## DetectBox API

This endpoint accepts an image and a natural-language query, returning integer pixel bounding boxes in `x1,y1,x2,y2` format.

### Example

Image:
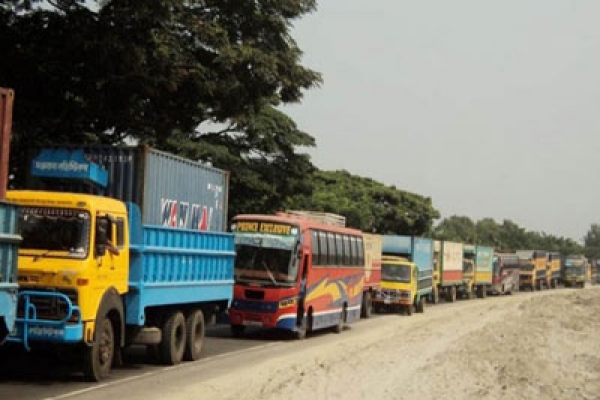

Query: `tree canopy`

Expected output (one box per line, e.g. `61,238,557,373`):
434,215,583,255
1,0,329,218
583,224,600,261
284,170,440,235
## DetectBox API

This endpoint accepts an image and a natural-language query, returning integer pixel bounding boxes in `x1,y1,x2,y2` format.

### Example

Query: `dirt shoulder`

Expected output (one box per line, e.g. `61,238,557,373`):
197,287,600,400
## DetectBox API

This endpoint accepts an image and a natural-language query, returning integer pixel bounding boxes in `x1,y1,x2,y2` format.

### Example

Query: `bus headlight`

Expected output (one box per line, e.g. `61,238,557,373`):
279,297,297,308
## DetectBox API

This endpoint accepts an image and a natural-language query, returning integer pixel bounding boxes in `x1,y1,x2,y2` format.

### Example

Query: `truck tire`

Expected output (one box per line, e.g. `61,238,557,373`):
431,287,439,304
159,311,186,365
406,303,413,316
294,310,312,340
183,309,205,362
448,286,456,303
360,292,373,319
478,285,487,299
416,297,426,313
231,324,245,338
83,315,115,382
334,307,346,333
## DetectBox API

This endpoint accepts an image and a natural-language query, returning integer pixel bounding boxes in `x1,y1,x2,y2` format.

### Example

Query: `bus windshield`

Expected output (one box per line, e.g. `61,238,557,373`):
381,263,411,283
19,207,91,259
234,232,299,286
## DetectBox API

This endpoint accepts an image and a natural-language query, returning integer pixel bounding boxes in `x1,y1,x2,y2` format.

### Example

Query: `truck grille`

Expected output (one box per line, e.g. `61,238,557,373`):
17,288,79,322
245,289,265,300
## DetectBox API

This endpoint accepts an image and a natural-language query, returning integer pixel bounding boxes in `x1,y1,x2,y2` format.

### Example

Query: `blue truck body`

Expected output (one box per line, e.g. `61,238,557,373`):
125,203,235,326
0,201,20,343
382,235,434,290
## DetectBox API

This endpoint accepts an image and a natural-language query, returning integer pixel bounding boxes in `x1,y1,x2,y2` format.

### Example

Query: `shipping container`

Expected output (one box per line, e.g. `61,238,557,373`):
27,145,229,232
475,246,494,285
383,235,433,272
440,241,463,285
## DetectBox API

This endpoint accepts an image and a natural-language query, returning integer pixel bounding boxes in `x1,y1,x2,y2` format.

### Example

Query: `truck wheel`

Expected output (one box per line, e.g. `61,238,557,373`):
360,292,373,319
83,315,114,382
334,307,346,333
481,285,487,299
407,303,413,316
159,311,186,365
231,324,245,338
183,309,205,361
416,298,426,313
448,286,456,303
295,310,312,339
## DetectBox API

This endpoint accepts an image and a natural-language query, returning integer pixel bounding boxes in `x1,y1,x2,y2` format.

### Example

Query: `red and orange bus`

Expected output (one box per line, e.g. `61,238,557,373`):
228,212,365,338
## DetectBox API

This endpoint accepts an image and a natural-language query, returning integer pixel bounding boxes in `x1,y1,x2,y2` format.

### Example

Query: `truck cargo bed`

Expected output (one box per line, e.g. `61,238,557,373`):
125,204,235,325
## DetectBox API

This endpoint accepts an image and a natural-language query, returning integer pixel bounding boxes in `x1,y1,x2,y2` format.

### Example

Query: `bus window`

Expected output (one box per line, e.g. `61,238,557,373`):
327,232,336,266
335,234,343,265
319,231,328,265
310,230,320,265
342,235,351,265
356,236,364,266
349,236,357,265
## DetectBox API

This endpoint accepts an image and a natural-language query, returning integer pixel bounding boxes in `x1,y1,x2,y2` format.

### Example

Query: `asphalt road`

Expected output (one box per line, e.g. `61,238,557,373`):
0,322,292,400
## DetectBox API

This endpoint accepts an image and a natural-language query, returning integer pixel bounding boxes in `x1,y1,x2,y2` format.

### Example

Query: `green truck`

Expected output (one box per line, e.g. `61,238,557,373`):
563,255,587,288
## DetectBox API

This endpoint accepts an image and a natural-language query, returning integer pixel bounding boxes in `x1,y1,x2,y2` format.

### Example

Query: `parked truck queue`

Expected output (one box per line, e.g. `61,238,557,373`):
0,88,595,383
1,147,595,383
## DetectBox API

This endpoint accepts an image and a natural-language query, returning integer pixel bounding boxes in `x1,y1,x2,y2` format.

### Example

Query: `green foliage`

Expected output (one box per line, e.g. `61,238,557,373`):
1,0,321,188
583,224,600,261
284,170,440,235
434,216,583,255
166,105,316,218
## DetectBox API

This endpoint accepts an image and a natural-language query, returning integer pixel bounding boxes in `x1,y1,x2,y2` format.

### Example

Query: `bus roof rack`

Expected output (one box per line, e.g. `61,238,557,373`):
284,210,346,227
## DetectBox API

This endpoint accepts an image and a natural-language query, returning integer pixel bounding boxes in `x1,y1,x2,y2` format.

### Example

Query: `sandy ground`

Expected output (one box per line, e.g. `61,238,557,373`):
192,286,600,400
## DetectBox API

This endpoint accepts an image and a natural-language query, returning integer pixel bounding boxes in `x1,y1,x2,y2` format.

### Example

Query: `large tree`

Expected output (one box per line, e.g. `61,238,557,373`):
583,224,600,260
433,215,583,254
1,0,322,205
284,170,440,235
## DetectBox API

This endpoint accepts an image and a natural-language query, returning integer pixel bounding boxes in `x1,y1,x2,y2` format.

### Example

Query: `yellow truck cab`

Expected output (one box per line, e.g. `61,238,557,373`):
374,256,425,315
546,252,561,289
517,250,547,291
7,191,129,345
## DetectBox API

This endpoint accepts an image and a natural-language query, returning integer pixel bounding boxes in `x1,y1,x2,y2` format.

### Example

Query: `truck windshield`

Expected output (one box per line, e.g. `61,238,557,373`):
19,207,91,259
564,266,584,275
234,233,298,286
492,259,499,276
381,263,411,283
565,260,584,267
519,262,534,271
463,260,474,273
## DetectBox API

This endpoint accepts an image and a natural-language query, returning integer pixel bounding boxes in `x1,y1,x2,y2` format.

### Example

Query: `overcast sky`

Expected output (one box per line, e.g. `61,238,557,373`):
283,0,600,242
